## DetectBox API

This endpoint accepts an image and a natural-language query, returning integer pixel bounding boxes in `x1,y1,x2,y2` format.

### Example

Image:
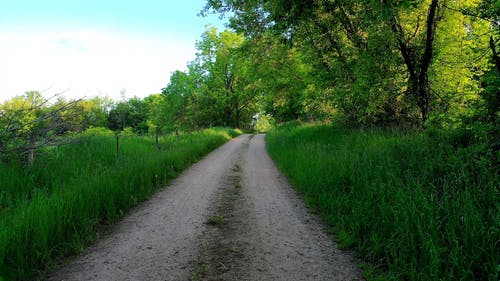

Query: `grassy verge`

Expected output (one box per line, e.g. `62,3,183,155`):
0,127,241,280
266,122,498,281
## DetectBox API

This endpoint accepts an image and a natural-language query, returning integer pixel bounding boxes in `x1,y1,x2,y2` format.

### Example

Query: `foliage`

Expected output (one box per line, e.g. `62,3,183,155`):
81,126,115,137
161,71,198,131
204,0,499,128
254,113,275,132
267,123,499,280
73,96,112,130
107,97,149,134
162,27,261,129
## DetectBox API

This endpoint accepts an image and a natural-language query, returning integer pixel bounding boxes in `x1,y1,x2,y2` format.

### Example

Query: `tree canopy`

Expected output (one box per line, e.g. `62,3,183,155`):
200,0,498,129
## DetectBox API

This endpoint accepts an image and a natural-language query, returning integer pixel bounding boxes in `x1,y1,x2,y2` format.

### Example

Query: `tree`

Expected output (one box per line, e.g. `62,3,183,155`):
204,0,415,124
239,34,314,122
196,27,255,128
73,96,112,130
0,92,81,165
160,71,193,132
142,93,168,145
107,97,148,134
164,27,260,129
382,0,441,123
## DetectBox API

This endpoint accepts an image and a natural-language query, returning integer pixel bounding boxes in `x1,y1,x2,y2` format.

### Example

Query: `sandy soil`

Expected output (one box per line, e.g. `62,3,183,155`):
48,134,362,281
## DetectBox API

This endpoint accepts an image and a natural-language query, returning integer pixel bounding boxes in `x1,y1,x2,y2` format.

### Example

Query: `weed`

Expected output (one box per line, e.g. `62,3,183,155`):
232,164,242,189
192,261,208,281
207,214,226,226
232,164,241,173
233,177,241,189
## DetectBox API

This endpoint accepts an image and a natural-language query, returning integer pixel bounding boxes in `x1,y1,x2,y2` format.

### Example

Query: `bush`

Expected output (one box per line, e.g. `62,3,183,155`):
255,114,275,132
120,127,136,136
81,127,115,137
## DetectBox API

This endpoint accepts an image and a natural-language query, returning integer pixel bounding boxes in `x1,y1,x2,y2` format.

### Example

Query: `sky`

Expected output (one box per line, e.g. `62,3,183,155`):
0,0,227,102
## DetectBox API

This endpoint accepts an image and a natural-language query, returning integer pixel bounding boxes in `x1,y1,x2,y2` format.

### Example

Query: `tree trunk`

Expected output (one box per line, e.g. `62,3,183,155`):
389,0,439,124
116,134,120,162
235,108,241,129
490,36,500,74
27,133,35,166
417,0,439,123
417,76,431,123
0,137,6,164
155,127,159,148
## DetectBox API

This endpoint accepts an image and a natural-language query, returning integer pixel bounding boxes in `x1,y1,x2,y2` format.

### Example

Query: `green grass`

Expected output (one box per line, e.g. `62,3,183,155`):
266,122,499,281
0,127,240,280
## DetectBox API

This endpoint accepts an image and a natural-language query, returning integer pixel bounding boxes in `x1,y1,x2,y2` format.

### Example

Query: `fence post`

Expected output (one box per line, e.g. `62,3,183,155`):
116,133,120,163
155,127,160,149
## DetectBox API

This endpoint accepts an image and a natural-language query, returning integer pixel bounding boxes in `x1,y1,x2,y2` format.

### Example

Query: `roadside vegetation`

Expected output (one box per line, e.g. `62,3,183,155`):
1,0,498,280
0,127,240,280
267,122,498,280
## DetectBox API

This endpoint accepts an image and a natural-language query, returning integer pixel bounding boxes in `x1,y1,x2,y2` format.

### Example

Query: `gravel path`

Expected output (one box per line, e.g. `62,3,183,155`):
48,134,362,281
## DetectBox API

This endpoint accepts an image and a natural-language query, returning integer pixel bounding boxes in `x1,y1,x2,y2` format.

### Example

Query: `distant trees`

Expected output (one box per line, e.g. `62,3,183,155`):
160,71,193,131
74,96,112,130
107,97,149,134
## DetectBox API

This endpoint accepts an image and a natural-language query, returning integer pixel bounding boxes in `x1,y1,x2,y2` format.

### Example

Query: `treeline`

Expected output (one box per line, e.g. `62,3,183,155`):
0,25,305,164
2,0,498,164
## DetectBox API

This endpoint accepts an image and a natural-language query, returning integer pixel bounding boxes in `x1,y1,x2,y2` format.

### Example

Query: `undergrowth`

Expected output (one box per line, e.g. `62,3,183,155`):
0,127,240,280
266,122,498,281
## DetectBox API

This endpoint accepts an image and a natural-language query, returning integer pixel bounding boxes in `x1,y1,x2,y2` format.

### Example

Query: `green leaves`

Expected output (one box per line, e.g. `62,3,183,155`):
162,27,261,129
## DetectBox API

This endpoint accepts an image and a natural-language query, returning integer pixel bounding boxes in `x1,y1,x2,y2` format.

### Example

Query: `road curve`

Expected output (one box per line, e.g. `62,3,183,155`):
48,134,362,281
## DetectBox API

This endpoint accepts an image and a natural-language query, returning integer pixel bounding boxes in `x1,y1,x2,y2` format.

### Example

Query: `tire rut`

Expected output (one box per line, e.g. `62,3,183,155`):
192,135,255,281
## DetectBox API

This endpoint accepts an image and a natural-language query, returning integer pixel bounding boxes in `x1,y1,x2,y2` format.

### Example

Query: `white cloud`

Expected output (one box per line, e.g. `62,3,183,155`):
0,29,196,102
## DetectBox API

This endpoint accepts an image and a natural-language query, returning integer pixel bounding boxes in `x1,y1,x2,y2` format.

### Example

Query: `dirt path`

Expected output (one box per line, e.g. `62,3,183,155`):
49,134,362,281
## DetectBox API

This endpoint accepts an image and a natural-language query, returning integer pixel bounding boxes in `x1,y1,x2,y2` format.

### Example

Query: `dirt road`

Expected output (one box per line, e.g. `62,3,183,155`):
49,134,362,281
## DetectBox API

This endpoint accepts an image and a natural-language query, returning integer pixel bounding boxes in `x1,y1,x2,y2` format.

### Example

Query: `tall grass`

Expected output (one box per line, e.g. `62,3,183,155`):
266,122,499,281
0,127,240,280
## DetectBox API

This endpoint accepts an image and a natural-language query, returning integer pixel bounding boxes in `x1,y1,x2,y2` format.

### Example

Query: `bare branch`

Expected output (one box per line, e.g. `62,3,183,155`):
406,15,421,44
